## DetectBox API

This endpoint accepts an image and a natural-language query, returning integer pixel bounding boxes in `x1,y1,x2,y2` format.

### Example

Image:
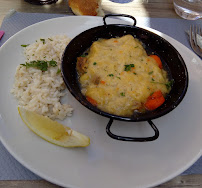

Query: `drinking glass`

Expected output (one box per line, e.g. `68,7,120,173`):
173,0,202,20
25,0,58,5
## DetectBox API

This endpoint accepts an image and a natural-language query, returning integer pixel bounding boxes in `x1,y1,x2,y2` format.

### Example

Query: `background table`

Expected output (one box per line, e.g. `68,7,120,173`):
0,0,202,187
0,0,180,26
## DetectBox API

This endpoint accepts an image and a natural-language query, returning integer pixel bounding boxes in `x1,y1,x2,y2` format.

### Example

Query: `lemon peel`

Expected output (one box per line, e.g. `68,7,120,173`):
18,107,90,147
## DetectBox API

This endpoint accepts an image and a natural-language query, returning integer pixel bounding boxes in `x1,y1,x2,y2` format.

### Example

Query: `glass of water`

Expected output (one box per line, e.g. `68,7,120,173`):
173,0,202,20
24,0,58,5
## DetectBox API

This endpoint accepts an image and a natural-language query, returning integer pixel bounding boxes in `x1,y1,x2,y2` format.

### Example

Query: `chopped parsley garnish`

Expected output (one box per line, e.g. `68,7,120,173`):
80,53,88,57
124,64,134,71
21,60,57,71
151,79,174,90
134,46,138,48
134,73,137,75
21,44,29,47
93,62,97,65
120,92,125,96
40,38,45,44
57,68,61,74
117,76,121,79
49,60,57,67
165,80,174,89
48,38,53,41
151,78,155,81
148,71,153,75
108,74,114,77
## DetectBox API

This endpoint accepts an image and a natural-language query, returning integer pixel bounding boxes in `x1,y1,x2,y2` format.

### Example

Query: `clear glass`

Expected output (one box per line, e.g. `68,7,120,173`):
173,0,202,20
24,0,58,5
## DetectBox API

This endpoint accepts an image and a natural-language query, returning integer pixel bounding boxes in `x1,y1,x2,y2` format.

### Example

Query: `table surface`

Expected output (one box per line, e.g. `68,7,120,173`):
0,0,201,188
0,0,180,26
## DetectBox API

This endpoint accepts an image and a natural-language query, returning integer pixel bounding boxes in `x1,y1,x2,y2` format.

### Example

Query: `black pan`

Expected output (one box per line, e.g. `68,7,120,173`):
61,14,189,142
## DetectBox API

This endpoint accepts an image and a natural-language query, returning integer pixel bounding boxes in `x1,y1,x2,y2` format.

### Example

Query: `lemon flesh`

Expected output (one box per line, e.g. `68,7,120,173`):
18,107,90,147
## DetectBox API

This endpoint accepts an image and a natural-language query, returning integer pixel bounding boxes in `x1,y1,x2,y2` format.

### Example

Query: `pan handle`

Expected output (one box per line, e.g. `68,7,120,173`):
106,119,159,142
103,14,136,26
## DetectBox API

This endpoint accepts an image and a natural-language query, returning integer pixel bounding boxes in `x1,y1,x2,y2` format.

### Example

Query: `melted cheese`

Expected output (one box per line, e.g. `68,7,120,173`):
78,35,170,116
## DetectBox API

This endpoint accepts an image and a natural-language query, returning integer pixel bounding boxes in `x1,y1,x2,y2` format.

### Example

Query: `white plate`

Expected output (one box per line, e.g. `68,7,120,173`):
0,16,201,188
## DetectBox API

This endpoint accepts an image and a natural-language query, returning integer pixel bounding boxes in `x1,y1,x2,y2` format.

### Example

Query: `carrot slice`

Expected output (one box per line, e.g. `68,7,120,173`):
144,90,165,110
86,96,97,106
150,55,163,69
100,80,106,84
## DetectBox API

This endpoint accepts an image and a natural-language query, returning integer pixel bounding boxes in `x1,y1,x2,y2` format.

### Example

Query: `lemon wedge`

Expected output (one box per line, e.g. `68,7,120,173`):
18,107,90,147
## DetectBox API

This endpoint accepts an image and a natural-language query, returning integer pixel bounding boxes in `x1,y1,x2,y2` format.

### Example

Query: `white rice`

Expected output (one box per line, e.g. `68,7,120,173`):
11,35,73,120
